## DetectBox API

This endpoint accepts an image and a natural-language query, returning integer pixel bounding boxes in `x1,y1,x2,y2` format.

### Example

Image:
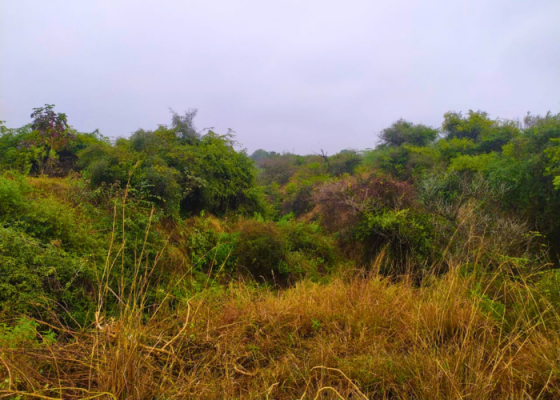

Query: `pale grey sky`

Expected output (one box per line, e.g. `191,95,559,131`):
1,0,559,154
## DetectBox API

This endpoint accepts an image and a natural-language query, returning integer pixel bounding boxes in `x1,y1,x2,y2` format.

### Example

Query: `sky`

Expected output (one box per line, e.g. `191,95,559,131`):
1,0,559,154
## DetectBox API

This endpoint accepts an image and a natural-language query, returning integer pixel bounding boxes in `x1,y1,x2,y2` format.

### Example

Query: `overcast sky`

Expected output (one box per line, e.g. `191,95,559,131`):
1,0,559,154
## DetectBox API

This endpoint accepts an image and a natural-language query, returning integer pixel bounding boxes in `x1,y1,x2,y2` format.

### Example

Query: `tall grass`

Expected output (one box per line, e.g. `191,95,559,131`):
2,268,560,398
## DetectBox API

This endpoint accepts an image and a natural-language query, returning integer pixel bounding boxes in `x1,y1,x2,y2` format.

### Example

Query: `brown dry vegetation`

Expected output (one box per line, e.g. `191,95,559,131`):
2,259,560,400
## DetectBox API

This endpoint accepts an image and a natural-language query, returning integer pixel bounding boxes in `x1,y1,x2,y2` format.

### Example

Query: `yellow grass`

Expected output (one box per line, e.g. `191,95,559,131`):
1,264,559,399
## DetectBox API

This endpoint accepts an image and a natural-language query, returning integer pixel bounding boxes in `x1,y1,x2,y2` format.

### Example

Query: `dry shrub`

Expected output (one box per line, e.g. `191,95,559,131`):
232,219,286,282
313,175,415,234
313,175,436,271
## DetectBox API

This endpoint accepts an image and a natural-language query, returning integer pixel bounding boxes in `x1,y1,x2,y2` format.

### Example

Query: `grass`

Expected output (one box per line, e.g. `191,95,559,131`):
1,261,560,399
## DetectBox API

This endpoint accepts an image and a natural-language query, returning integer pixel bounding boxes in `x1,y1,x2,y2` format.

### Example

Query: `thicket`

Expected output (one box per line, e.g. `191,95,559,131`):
1,106,560,398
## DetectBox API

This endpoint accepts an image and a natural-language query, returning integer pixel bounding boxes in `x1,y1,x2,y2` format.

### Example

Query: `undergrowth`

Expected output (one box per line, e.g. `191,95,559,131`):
1,194,560,399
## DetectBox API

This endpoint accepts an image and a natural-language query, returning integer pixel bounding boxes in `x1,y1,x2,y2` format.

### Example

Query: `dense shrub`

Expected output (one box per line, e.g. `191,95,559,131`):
328,149,362,176
356,208,438,273
257,154,298,185
0,226,96,325
277,218,336,264
178,215,235,274
418,171,548,268
0,174,105,324
314,175,415,233
313,175,438,272
231,219,286,282
276,217,337,281
79,127,265,217
0,173,99,252
282,183,314,216
0,172,30,215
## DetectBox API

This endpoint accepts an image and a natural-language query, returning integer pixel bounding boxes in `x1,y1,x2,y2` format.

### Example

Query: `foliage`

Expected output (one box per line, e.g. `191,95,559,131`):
361,144,439,180
545,138,560,189
378,119,438,147
0,173,100,251
78,114,264,217
257,152,298,185
170,107,200,144
23,104,75,174
328,149,362,176
356,208,437,271
3,105,560,398
442,110,495,141
448,152,498,173
0,226,96,324
231,219,286,282
312,175,435,271
277,217,337,278
0,316,56,349
436,137,476,161
442,110,520,152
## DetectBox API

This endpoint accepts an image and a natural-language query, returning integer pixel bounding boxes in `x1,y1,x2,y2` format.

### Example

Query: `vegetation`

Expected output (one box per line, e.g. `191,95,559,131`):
1,105,560,399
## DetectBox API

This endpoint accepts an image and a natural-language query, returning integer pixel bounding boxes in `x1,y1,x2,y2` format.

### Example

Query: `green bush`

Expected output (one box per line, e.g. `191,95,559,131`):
0,174,99,252
277,218,336,266
181,216,236,273
277,218,337,281
356,208,437,273
0,316,56,349
232,219,286,282
0,226,96,325
0,173,30,215
79,123,264,217
328,150,362,176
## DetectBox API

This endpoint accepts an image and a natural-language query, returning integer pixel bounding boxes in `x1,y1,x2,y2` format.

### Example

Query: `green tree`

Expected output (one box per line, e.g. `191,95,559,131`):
442,110,519,152
25,104,75,174
378,119,438,147
329,149,362,176
79,111,266,217
169,108,200,144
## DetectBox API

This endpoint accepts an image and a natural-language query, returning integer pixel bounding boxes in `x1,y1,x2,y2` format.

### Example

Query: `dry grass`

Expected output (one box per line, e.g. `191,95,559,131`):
2,264,560,399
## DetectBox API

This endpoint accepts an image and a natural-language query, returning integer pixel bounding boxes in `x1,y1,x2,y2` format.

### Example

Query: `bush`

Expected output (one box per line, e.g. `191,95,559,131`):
417,171,545,269
277,218,336,266
313,175,437,272
0,173,30,215
257,154,298,185
356,208,437,273
0,174,101,251
232,219,286,282
180,215,234,273
277,218,337,280
0,226,96,325
314,175,415,233
328,150,362,176
282,183,314,216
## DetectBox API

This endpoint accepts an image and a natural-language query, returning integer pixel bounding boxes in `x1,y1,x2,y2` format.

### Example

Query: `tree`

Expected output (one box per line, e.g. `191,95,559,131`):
250,149,278,164
379,119,438,147
258,154,298,185
24,104,75,174
170,108,200,144
442,110,493,141
328,149,362,176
